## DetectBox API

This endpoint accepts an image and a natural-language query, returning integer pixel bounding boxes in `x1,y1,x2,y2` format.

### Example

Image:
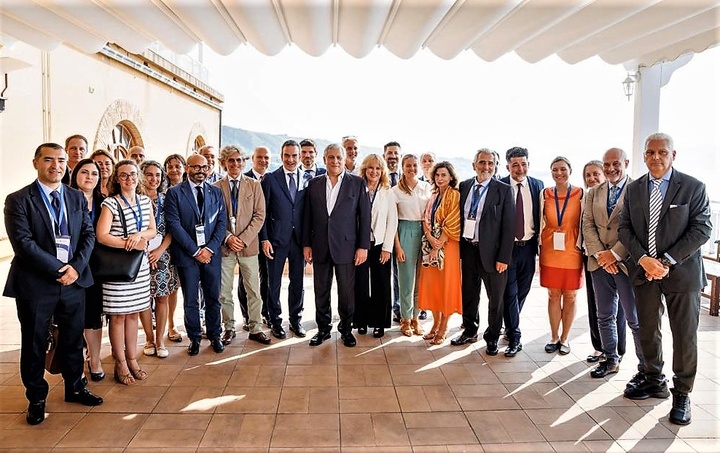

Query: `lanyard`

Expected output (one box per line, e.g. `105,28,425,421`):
367,186,378,210
431,192,442,225
119,193,143,231
554,185,572,228
468,183,489,220
154,194,163,227
37,182,65,236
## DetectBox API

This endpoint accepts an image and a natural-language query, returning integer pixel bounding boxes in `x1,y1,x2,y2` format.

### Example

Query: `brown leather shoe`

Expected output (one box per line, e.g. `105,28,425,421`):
221,329,236,345
248,331,272,345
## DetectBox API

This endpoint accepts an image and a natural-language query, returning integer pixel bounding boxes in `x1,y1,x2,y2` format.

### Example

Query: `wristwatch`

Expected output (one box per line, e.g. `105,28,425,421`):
659,257,673,269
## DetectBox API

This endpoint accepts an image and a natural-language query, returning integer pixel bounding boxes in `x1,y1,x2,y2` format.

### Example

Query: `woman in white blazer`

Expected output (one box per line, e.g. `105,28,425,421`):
354,154,399,338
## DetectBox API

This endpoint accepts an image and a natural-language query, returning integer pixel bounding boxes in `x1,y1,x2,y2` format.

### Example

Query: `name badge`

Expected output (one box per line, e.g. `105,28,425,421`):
56,235,71,263
462,219,476,240
553,231,565,251
195,224,206,247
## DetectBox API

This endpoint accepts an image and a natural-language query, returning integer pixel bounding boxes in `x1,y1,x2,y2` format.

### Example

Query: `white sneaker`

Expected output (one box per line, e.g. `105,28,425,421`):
156,347,169,359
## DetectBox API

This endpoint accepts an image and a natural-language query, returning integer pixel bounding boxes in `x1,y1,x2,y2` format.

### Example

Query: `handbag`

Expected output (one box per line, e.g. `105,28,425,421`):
45,321,62,374
90,197,144,282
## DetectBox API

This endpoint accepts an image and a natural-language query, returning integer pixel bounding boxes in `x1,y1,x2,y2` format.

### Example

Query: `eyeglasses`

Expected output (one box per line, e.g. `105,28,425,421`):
225,157,247,164
188,165,210,171
117,172,138,180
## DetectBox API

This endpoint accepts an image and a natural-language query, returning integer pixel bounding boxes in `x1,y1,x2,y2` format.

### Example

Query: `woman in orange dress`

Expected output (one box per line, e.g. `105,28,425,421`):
418,161,462,345
540,156,584,355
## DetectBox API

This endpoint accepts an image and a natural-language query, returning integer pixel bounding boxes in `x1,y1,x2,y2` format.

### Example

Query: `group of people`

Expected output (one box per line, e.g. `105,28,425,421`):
4,132,710,428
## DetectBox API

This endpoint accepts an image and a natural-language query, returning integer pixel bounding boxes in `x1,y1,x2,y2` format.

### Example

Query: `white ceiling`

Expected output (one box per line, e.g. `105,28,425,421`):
1,0,719,68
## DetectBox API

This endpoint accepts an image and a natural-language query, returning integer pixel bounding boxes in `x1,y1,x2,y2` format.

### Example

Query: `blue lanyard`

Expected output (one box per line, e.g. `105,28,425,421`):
37,182,65,236
554,185,572,228
368,186,378,210
119,193,143,231
431,192,442,224
468,183,489,220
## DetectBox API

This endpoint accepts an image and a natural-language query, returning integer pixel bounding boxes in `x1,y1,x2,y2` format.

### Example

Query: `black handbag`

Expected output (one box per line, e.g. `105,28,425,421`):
90,198,144,282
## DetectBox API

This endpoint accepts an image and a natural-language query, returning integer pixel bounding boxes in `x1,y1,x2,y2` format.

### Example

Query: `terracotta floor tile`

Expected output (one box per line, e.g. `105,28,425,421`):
215,386,281,413
271,413,340,448
481,442,554,452
466,409,545,443
152,385,227,413
277,386,339,413
338,364,393,386
389,365,448,386
337,346,388,365
288,344,337,365
92,384,166,413
284,365,338,386
55,413,149,448
172,361,235,387
339,386,400,413
228,364,286,386
200,413,274,448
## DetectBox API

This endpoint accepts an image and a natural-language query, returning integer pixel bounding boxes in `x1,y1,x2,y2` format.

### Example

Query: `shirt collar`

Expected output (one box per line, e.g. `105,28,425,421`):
37,180,63,197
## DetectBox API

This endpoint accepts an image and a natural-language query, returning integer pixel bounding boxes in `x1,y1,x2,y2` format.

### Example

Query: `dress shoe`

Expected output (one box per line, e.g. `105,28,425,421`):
271,324,287,339
248,331,272,345
418,310,428,320
65,388,103,406
545,342,560,353
485,341,499,356
626,372,647,389
26,401,45,425
504,342,522,357
341,332,357,347
373,327,385,338
90,370,106,382
586,351,604,363
669,389,692,425
624,378,670,400
242,323,250,332
357,326,368,335
590,361,620,378
558,342,571,355
221,329,236,345
289,323,307,337
210,338,225,353
187,339,201,356
450,334,478,346
309,330,332,346
392,313,401,323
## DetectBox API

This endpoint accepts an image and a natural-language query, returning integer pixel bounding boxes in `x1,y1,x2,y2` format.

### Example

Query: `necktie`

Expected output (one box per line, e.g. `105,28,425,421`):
230,180,239,216
195,185,205,219
288,173,297,202
259,174,264,182
469,184,482,220
515,183,524,240
607,185,619,217
390,172,398,187
648,179,663,257
50,190,69,236
303,169,312,188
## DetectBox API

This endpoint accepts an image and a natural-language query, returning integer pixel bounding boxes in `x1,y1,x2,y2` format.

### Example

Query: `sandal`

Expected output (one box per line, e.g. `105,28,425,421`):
400,319,413,337
143,342,156,356
127,358,148,380
410,318,425,336
168,329,183,342
431,330,447,345
114,360,135,386
423,330,438,341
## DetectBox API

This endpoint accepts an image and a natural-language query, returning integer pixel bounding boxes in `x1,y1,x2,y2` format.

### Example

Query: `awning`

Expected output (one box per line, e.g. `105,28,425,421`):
1,0,718,68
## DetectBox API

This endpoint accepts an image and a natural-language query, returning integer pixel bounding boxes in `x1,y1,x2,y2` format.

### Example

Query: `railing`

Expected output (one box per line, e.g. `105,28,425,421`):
703,200,720,256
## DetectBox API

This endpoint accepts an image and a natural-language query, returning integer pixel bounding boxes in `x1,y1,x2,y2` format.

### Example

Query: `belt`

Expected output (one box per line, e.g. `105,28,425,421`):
515,240,530,247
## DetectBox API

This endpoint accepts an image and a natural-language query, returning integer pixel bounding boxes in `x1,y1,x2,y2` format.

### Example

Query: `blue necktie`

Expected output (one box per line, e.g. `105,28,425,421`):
607,185,620,217
50,190,69,236
288,173,297,202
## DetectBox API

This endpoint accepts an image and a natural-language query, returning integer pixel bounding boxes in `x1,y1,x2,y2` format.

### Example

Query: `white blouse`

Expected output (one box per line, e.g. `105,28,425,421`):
392,180,432,221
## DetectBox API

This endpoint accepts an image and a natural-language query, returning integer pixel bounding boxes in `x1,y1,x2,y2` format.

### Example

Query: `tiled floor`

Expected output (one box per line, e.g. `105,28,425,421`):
0,258,718,452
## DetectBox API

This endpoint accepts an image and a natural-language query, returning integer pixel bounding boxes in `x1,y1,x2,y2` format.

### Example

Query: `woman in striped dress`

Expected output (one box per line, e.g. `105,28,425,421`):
96,160,156,385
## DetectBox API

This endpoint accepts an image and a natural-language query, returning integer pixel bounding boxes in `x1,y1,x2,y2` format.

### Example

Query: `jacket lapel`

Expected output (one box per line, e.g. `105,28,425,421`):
660,169,681,220
30,183,55,237
180,181,201,221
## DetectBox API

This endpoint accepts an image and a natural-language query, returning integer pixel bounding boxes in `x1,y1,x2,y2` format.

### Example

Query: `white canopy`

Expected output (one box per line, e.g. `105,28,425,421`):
1,0,718,68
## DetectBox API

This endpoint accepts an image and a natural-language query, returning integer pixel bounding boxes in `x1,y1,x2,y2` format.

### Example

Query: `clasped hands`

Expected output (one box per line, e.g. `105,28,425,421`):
639,256,670,281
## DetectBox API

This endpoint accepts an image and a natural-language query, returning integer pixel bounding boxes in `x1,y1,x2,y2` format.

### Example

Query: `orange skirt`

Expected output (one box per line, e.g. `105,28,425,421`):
418,239,462,315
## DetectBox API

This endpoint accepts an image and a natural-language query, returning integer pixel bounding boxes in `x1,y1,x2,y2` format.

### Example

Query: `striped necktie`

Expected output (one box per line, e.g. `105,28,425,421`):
647,179,663,257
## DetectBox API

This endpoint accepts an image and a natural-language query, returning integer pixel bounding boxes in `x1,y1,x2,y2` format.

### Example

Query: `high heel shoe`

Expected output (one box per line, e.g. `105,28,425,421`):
431,329,447,345
400,319,413,337
114,360,135,386
127,358,148,381
422,330,438,341
410,318,425,336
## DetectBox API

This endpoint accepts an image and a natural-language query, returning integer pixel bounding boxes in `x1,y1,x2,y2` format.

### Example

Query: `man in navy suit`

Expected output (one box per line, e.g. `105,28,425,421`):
619,133,711,425
500,147,544,350
302,143,371,347
451,149,516,356
260,140,307,339
300,139,326,188
4,143,103,425
165,154,227,355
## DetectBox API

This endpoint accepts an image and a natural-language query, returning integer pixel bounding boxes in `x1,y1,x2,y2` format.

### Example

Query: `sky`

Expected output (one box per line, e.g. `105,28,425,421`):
204,43,718,195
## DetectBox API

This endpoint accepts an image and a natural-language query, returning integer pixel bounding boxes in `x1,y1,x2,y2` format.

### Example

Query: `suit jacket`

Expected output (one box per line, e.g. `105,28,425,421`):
459,178,516,273
369,187,398,253
500,174,544,254
582,177,632,272
215,175,265,257
3,182,95,299
618,169,711,291
302,173,371,264
259,166,305,249
165,179,226,268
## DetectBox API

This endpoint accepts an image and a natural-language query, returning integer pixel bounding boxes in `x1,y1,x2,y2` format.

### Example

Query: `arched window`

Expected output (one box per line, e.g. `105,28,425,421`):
108,121,143,160
194,135,206,153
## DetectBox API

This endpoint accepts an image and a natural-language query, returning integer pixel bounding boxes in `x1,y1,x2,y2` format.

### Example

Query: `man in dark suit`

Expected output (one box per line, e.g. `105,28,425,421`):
302,143,371,347
300,139,326,188
451,149,516,356
165,154,227,355
618,133,711,425
500,147,543,351
4,143,103,425
61,134,88,185
260,140,307,339
383,141,405,321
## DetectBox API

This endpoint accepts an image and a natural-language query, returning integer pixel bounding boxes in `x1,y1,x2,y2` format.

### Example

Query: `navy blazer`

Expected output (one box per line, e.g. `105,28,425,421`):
165,180,226,268
459,178,516,273
500,175,544,253
302,173,371,265
618,169,711,291
259,166,306,249
3,182,95,299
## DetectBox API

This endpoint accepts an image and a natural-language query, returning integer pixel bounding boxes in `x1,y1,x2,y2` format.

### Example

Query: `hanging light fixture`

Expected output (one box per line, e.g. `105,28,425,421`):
622,72,638,101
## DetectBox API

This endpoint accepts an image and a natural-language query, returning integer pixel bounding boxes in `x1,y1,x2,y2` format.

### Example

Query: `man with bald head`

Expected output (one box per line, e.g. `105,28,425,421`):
128,146,146,165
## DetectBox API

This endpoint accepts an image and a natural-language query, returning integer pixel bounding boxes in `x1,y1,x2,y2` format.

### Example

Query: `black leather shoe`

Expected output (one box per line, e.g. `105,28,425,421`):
65,388,103,406
210,338,225,353
450,334,478,346
187,339,201,356
590,361,620,378
289,323,307,338
418,310,428,320
373,328,385,338
392,313,401,323
90,370,106,382
627,372,647,388
309,330,332,346
504,343,522,357
586,351,604,363
248,331,272,345
669,389,692,425
624,378,670,400
221,329,236,345
341,332,357,347
271,324,287,339
485,341,499,356
26,401,45,425
545,342,560,353
357,326,368,335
